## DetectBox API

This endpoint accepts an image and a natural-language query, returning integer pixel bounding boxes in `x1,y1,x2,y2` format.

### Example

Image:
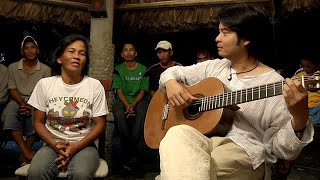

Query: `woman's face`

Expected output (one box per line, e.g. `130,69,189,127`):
58,40,87,75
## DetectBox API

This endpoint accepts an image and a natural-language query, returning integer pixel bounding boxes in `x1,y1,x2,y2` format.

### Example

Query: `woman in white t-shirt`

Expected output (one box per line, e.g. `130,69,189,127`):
27,34,108,180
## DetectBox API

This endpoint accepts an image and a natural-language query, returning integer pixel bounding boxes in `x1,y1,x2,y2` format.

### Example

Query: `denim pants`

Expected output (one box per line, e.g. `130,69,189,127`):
1,100,34,136
28,145,99,180
112,100,148,165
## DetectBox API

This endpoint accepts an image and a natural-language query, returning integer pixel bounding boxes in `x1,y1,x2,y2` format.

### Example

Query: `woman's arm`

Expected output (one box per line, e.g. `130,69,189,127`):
64,115,106,157
33,109,69,156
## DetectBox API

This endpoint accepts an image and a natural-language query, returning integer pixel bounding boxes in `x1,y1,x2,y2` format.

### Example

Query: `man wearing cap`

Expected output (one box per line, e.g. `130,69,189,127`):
148,40,182,96
1,36,51,165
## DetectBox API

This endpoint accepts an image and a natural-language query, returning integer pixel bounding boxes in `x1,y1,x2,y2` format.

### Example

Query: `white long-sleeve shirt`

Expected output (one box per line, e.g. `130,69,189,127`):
159,59,314,177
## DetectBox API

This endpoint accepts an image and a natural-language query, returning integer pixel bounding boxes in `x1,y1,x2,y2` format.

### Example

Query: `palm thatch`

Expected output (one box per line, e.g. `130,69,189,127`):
0,0,319,33
0,0,90,30
115,0,273,34
281,0,320,12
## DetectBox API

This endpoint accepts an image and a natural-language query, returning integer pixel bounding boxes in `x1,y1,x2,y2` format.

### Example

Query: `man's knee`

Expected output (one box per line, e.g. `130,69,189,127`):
135,101,148,111
112,102,126,117
166,125,194,137
2,101,19,121
112,101,126,110
160,125,194,147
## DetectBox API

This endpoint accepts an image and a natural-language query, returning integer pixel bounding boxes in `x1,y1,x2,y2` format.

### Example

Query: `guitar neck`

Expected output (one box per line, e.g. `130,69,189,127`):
197,79,285,111
195,72,320,111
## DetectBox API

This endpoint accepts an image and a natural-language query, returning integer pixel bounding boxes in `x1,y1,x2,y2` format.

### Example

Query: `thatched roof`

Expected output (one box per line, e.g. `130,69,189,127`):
115,0,272,34
0,0,91,30
281,0,320,12
0,0,319,33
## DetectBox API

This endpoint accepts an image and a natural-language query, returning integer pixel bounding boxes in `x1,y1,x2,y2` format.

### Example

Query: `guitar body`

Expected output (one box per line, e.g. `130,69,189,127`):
144,77,235,149
144,74,320,149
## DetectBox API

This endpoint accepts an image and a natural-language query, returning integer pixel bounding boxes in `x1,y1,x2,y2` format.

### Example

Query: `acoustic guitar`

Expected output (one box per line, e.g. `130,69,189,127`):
144,74,320,149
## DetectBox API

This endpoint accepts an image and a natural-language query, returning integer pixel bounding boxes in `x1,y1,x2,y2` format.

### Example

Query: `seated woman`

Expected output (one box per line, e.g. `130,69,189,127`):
27,34,108,180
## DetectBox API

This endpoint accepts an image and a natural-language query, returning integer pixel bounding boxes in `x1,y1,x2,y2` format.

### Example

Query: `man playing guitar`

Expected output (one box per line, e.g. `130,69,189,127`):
153,3,314,180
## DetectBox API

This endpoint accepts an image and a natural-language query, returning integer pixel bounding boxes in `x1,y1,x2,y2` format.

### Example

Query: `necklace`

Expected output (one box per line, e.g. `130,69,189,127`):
227,61,259,81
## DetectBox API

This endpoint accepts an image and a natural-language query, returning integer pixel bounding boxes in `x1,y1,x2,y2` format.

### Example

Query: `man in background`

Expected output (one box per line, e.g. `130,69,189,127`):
1,36,51,165
196,48,212,63
148,40,182,96
0,63,8,114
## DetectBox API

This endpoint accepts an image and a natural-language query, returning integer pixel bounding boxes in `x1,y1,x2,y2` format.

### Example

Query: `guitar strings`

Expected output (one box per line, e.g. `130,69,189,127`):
188,76,315,106
164,76,318,110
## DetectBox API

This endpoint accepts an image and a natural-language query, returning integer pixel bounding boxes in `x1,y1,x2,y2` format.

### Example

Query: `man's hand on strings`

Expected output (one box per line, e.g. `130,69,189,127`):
283,78,309,130
165,79,197,108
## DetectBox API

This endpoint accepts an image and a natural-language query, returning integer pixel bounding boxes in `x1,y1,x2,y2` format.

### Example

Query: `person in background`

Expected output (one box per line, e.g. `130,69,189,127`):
148,40,182,97
27,34,107,179
1,36,51,165
156,4,313,180
112,41,149,173
293,54,320,125
196,48,212,63
0,63,8,149
0,63,8,114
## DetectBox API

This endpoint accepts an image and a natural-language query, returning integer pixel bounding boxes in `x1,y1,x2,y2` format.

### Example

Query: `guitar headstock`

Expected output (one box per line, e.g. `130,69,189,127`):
301,71,320,92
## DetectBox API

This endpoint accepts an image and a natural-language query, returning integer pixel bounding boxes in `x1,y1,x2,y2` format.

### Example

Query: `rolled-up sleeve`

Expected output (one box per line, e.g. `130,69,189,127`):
266,101,314,161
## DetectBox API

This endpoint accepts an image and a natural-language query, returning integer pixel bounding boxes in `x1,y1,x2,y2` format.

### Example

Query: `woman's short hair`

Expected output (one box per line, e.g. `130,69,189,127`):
52,34,90,76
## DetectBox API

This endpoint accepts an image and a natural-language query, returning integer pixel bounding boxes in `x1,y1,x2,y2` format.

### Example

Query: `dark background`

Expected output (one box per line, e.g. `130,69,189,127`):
0,7,319,78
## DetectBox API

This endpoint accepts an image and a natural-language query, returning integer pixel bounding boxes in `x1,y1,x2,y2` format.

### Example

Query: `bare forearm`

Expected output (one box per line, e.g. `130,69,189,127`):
74,116,106,152
291,117,309,131
34,121,58,149
9,89,26,105
132,90,145,106
117,89,129,107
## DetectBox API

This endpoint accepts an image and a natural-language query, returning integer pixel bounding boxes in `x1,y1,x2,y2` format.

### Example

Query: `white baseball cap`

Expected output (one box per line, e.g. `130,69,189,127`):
155,40,172,51
21,36,38,50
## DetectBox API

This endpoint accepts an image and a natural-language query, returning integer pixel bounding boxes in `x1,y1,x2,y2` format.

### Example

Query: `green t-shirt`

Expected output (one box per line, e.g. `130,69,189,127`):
112,63,149,104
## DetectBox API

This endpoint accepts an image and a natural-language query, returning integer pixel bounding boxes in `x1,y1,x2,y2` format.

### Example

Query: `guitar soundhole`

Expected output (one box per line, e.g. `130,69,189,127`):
183,94,203,120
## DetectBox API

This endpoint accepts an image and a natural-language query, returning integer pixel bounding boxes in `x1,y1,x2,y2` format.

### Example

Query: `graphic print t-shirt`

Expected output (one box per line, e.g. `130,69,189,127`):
28,76,108,142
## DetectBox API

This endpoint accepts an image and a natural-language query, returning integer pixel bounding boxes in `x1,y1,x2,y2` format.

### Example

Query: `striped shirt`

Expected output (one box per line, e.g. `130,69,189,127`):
159,58,314,179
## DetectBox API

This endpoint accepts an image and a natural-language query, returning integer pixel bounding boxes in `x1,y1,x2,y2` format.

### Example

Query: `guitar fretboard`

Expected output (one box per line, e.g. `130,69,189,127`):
196,79,289,111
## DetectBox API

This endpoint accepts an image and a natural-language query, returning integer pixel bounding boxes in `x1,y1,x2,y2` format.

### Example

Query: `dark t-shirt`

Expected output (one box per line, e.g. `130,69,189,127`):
147,62,182,92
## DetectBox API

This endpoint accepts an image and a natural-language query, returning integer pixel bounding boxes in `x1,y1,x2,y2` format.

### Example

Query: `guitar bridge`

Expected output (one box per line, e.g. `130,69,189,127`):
161,104,169,129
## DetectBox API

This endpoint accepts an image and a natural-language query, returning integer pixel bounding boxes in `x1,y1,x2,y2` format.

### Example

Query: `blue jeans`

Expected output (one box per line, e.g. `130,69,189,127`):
28,145,99,180
309,104,320,125
112,100,148,165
